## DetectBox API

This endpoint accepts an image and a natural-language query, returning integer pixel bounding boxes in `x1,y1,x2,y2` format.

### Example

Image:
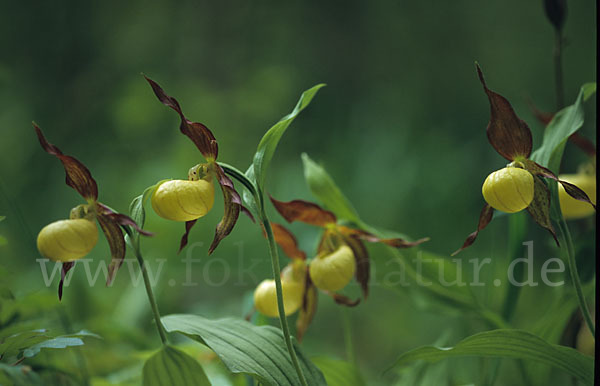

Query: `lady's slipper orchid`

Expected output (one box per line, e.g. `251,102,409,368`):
34,125,152,299
144,77,253,253
452,65,595,255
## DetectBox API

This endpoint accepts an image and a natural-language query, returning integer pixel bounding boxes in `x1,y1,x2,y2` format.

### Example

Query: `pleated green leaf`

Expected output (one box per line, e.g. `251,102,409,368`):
389,329,594,385
162,314,326,386
142,345,211,386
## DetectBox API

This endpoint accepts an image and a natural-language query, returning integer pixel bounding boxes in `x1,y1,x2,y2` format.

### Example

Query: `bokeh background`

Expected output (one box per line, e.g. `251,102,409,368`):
0,1,596,384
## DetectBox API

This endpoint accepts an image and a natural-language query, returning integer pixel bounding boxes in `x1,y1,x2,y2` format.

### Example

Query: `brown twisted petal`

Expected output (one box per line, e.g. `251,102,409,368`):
269,197,337,227
34,124,98,200
452,204,494,256
269,222,306,260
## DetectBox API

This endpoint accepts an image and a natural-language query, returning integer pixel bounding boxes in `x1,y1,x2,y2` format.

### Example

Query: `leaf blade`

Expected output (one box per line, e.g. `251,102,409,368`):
142,345,211,386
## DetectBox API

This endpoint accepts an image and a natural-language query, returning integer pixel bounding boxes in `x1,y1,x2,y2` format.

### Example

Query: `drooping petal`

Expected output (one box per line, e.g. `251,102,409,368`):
179,220,197,253
34,124,98,201
269,197,337,227
524,160,596,209
526,176,560,246
144,76,218,160
341,234,370,299
58,262,75,301
452,204,494,256
476,64,533,161
97,214,126,285
207,165,243,254
269,222,306,260
296,279,317,342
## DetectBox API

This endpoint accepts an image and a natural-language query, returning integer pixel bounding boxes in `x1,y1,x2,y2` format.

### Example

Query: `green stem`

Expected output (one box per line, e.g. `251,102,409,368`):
261,210,308,386
132,243,168,345
220,162,308,385
557,218,595,337
501,212,527,321
341,308,356,364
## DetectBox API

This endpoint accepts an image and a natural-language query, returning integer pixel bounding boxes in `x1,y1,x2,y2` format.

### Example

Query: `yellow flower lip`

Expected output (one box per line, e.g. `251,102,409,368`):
558,173,596,219
37,218,98,262
309,245,356,292
253,278,304,317
151,179,215,222
482,167,534,213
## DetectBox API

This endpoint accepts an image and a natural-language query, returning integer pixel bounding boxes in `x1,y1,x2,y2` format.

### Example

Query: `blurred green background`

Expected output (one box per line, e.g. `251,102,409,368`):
0,0,596,384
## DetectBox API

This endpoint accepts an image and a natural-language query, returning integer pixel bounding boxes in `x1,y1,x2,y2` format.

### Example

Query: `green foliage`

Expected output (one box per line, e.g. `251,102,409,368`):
0,363,44,386
531,83,597,172
389,329,594,385
251,84,325,191
311,356,365,386
142,345,210,386
161,314,326,386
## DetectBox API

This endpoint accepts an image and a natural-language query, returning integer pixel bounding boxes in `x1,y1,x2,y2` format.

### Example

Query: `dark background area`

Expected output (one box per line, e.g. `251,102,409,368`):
0,1,596,384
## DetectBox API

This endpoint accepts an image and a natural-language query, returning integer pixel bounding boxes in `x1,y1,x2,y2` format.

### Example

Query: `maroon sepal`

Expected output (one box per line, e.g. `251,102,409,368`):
452,204,494,256
326,291,360,307
524,160,596,210
475,64,533,161
97,214,127,285
270,222,306,260
144,76,218,160
339,226,429,249
34,124,98,200
179,220,197,253
207,165,242,254
527,176,559,246
296,275,317,342
97,203,154,236
58,262,75,301
269,197,337,227
342,234,370,299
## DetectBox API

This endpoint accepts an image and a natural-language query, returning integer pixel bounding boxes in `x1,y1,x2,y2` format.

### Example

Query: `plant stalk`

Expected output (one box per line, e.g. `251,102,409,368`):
260,209,308,386
558,218,595,337
132,244,168,345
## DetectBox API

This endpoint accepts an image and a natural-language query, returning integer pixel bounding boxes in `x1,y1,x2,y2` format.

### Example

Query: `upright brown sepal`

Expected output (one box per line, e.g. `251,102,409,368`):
452,204,494,256
476,64,533,161
296,280,317,342
270,197,337,227
527,176,559,246
342,235,370,299
270,223,306,260
544,0,567,31
97,214,126,285
207,165,242,254
34,124,98,200
58,262,75,301
144,76,218,160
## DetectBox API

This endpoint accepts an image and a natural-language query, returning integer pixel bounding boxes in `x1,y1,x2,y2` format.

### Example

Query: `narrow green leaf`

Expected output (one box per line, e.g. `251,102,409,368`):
388,329,594,384
301,153,361,224
311,357,365,386
252,84,325,190
161,314,327,386
142,345,211,386
531,83,596,172
127,181,164,245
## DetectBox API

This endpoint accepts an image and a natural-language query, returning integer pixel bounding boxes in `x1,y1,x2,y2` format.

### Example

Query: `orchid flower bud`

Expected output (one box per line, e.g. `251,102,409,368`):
309,245,356,292
558,173,596,219
253,277,304,317
37,219,98,262
482,166,534,213
151,179,215,222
